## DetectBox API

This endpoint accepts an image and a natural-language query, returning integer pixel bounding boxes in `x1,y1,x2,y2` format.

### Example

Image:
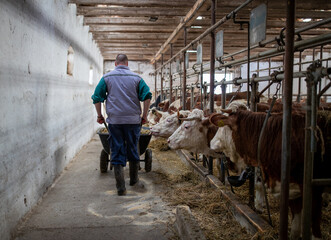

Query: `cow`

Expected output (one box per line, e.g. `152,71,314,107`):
150,110,191,138
147,107,170,125
209,110,331,239
167,109,220,158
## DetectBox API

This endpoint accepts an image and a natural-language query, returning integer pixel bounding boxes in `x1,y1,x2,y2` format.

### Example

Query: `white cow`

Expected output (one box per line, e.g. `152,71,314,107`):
150,110,191,138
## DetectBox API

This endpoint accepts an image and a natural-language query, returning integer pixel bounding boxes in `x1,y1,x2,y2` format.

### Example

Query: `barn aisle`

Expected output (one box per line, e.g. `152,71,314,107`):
12,135,177,240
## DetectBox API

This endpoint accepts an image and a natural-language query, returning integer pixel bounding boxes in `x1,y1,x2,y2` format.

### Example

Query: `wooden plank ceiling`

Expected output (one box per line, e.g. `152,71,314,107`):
70,0,331,63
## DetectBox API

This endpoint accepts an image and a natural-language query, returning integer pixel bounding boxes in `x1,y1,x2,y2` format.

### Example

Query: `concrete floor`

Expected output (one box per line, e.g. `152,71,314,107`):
13,135,177,240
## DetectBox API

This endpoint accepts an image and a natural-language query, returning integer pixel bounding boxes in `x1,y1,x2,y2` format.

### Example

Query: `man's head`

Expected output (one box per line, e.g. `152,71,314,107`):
115,54,128,66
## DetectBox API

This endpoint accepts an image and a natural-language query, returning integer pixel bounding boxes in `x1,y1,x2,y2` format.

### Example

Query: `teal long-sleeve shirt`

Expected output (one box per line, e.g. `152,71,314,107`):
91,77,152,104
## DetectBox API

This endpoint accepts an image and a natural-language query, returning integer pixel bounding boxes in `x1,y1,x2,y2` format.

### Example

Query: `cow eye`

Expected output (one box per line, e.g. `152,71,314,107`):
167,118,172,122
184,123,190,129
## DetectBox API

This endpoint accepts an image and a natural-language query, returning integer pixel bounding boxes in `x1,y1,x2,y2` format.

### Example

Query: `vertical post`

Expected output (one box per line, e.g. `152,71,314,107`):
190,85,194,109
183,27,187,110
249,74,258,207
268,58,271,98
161,54,164,101
170,44,173,104
200,63,204,110
154,62,157,100
210,0,216,114
279,0,295,239
247,22,251,107
319,45,323,95
302,73,313,240
296,51,302,102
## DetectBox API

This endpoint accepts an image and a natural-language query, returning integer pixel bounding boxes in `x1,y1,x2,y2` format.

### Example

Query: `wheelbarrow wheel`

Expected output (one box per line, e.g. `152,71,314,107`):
100,149,109,173
144,148,152,172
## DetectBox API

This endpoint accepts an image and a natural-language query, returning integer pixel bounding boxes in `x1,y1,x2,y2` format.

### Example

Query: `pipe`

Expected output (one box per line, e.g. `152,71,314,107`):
210,0,216,114
297,51,303,102
219,33,331,69
161,54,164,100
170,44,173,104
221,18,331,61
154,62,157,99
279,0,295,238
183,27,187,110
200,63,204,110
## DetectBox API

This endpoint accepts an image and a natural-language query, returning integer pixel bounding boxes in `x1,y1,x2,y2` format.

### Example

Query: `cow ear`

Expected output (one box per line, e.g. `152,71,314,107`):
155,111,162,118
221,109,232,114
201,118,210,126
209,113,228,127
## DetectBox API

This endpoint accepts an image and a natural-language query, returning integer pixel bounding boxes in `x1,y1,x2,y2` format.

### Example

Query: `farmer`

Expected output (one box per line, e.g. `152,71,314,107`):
92,54,152,196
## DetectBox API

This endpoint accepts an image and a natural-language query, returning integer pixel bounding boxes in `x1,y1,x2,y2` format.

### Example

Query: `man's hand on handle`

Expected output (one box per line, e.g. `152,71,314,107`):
97,115,105,124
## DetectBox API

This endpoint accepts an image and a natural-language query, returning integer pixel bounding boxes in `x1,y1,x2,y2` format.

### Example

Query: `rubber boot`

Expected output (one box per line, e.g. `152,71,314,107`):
114,165,126,196
129,161,139,186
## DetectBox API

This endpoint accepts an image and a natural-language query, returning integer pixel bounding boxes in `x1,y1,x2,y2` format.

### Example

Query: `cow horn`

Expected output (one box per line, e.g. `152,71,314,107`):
221,109,233,114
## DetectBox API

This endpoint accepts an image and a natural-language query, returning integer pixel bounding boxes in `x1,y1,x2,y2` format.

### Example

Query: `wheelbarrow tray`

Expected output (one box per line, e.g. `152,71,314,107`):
97,126,152,156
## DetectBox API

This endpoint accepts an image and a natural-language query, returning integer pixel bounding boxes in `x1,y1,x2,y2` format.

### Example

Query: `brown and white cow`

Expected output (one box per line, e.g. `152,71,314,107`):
209,110,331,239
150,110,191,138
167,109,220,158
147,107,170,125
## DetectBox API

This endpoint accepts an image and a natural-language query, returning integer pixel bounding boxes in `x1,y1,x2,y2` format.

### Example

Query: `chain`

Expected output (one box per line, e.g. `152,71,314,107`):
273,82,281,99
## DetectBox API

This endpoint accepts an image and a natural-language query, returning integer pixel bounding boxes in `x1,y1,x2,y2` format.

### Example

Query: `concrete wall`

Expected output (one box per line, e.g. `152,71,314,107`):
0,1,103,239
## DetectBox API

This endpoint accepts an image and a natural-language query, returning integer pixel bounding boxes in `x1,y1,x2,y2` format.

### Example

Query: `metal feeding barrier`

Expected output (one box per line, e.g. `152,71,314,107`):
152,0,331,238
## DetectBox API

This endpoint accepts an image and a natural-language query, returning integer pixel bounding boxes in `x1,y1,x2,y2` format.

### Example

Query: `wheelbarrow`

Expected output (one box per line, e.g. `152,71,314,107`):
97,126,152,173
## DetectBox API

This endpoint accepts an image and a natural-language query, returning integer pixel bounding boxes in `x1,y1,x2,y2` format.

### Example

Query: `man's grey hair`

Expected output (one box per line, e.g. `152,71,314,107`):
116,54,128,64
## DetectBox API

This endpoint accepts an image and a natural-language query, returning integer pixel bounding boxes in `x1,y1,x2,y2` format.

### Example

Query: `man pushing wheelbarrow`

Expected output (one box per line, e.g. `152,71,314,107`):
91,54,152,196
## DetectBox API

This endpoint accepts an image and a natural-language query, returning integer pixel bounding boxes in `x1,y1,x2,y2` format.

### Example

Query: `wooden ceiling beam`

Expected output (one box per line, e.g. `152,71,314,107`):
83,16,180,25
77,6,190,17
151,0,210,64
70,0,194,7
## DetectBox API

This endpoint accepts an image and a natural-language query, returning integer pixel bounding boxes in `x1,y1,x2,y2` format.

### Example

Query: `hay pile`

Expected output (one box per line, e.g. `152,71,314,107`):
149,138,331,240
149,138,252,240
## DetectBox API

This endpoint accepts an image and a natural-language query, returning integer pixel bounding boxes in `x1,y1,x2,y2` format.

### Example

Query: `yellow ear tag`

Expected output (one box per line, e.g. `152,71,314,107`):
217,120,224,127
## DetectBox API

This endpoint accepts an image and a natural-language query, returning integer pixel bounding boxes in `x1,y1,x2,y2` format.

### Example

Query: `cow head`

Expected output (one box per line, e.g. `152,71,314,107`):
150,110,190,138
167,109,220,157
147,107,169,125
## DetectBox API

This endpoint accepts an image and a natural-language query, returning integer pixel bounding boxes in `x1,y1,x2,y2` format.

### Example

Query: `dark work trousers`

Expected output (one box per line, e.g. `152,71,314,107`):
108,124,141,166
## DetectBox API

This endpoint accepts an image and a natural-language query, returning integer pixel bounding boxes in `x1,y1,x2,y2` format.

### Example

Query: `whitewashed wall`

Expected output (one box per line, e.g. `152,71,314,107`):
0,1,103,239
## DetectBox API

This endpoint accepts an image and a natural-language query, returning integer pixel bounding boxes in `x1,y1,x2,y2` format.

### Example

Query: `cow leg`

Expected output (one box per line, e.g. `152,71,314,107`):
216,158,222,181
254,168,265,213
254,178,265,213
311,187,322,240
289,197,302,240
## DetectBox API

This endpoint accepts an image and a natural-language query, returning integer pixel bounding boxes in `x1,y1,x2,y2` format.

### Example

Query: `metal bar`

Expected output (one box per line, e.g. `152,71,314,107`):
297,51,302,102
161,54,164,100
318,81,331,100
219,33,331,69
268,58,271,98
154,62,157,99
183,27,187,110
170,44,173,104
154,0,254,73
319,46,323,95
210,0,216,114
279,0,295,238
200,63,204,110
221,18,331,61
302,72,314,240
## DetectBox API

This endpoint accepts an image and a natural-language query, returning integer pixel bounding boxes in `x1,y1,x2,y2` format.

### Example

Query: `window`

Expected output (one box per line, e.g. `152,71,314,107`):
88,66,93,85
67,46,74,75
